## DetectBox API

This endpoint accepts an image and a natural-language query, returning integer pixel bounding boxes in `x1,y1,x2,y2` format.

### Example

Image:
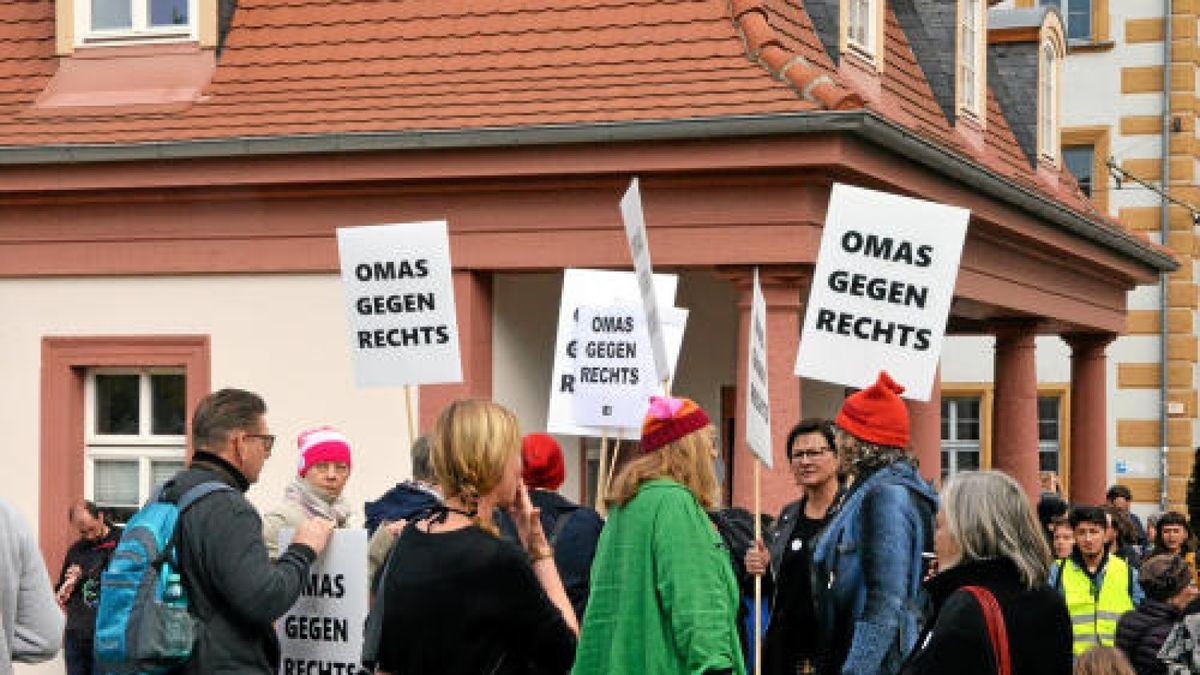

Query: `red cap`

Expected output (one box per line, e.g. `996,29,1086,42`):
521,433,565,490
835,371,909,448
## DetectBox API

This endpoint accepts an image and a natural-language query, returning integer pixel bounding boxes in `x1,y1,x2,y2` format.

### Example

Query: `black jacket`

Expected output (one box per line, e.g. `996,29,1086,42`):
166,452,317,674
901,558,1072,675
1115,599,1182,675
363,481,442,536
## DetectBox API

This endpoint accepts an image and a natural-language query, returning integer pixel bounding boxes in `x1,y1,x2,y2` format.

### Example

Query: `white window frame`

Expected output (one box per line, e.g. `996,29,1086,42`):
845,0,878,57
1038,39,1059,161
957,0,985,119
941,396,982,479
74,0,200,47
84,368,187,516
1037,395,1063,473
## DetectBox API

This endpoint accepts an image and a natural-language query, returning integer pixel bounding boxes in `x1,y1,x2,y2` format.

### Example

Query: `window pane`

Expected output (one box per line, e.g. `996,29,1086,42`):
1038,397,1060,441
151,460,184,493
1068,0,1092,40
1039,451,1059,472
92,0,132,30
955,399,981,440
95,374,140,435
94,460,140,507
958,451,981,471
149,0,188,26
151,374,186,435
1063,146,1094,196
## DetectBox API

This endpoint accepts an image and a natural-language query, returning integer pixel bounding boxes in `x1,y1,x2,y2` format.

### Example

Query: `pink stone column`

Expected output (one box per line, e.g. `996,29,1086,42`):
419,270,493,433
907,365,942,485
1063,332,1116,505
992,321,1041,499
725,266,809,516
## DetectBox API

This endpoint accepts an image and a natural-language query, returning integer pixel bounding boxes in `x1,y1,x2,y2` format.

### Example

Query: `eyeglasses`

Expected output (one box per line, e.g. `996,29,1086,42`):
789,447,833,461
245,433,276,452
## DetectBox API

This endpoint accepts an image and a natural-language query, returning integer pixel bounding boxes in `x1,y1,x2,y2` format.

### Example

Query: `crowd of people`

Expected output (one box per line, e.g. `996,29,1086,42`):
9,372,1200,674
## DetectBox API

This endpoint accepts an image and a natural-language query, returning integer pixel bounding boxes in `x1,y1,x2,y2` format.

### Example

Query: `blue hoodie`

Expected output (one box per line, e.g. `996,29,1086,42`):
810,460,938,675
363,481,442,535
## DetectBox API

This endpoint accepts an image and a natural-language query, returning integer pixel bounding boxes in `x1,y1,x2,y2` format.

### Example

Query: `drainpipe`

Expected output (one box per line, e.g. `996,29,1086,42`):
1159,0,1173,512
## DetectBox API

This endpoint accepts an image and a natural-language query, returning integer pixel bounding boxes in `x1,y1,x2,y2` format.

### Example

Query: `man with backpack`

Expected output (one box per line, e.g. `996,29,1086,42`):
162,388,333,673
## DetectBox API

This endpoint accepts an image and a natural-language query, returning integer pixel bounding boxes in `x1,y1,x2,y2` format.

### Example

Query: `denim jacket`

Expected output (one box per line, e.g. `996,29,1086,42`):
809,461,937,675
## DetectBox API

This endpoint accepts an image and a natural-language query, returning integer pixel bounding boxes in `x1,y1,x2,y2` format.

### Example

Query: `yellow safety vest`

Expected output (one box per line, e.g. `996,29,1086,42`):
1059,556,1135,655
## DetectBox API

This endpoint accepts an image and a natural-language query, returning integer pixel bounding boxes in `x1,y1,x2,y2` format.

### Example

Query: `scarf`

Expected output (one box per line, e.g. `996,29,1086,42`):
284,476,353,526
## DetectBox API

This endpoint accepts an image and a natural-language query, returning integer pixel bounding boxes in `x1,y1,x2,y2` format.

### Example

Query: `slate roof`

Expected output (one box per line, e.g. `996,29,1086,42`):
0,0,1120,227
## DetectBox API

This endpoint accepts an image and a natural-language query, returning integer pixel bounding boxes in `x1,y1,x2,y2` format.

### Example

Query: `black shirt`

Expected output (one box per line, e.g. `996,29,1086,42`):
764,508,829,674
57,525,121,634
377,521,576,675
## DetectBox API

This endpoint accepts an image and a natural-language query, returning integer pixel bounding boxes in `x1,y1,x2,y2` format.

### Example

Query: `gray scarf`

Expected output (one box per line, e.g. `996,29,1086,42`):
284,476,353,526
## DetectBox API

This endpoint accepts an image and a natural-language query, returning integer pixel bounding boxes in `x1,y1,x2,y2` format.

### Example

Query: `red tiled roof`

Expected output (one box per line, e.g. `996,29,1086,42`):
0,0,1115,224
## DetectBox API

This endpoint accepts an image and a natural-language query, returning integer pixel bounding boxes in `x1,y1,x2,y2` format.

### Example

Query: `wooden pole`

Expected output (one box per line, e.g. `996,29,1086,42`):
754,460,762,675
403,385,417,445
604,434,623,499
594,429,609,514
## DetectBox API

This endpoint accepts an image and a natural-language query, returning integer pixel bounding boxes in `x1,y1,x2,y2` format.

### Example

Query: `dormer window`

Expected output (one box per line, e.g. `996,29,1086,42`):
76,0,197,45
844,0,879,56
957,0,985,119
1038,39,1059,160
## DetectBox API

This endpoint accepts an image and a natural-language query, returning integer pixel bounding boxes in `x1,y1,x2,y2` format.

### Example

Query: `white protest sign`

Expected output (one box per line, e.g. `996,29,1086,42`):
276,529,368,675
621,177,672,384
745,268,773,468
571,305,690,430
337,221,461,387
548,269,682,437
794,184,968,401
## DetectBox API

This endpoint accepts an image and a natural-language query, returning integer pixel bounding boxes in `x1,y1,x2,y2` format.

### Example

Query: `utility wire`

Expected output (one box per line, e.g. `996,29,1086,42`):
1106,157,1200,222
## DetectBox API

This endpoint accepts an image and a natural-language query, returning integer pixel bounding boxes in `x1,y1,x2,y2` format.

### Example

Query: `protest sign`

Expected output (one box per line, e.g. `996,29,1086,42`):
337,221,461,387
547,269,682,437
794,184,968,401
620,177,671,384
745,268,772,469
276,529,368,675
571,304,689,430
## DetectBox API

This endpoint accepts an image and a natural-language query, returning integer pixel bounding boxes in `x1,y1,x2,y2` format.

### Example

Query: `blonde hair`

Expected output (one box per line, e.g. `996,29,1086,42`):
941,470,1053,589
1073,646,1135,675
430,399,521,535
609,424,718,509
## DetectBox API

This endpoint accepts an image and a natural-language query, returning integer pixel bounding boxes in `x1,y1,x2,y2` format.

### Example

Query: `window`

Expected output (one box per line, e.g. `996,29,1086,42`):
941,397,982,481
1063,145,1094,196
958,0,983,116
1038,40,1058,160
1038,395,1063,472
1041,0,1092,41
846,0,876,53
76,0,197,45
85,369,187,523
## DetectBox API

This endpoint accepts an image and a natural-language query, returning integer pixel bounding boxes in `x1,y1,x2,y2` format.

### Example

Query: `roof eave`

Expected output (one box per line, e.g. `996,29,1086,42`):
0,110,1175,273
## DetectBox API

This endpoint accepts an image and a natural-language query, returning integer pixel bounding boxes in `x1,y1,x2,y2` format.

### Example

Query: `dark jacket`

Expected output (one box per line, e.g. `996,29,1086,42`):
497,489,603,621
901,558,1072,675
810,461,937,675
1115,599,1182,675
56,525,120,634
166,452,317,674
363,481,442,535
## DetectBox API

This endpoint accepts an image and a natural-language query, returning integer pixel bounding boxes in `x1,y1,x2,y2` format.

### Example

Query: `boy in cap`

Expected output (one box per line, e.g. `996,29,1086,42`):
809,371,937,675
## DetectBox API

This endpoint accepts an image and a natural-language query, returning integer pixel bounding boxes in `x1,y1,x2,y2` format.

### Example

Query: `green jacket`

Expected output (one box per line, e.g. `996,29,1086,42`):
572,479,746,675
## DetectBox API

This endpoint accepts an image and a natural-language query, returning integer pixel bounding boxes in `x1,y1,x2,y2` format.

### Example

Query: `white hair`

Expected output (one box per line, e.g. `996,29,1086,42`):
941,470,1053,589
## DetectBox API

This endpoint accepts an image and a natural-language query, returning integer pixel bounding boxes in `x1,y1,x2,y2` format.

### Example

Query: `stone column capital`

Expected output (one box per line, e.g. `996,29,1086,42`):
990,318,1043,342
1061,331,1118,355
715,265,812,310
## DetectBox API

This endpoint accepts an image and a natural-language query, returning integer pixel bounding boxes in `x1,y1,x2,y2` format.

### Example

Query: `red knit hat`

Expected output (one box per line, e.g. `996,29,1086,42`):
296,426,352,477
521,433,565,490
640,396,711,453
835,371,909,448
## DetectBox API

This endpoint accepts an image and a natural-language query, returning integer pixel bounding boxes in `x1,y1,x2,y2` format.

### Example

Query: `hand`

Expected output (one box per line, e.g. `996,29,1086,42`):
745,539,769,576
291,517,335,556
507,483,549,555
384,519,407,537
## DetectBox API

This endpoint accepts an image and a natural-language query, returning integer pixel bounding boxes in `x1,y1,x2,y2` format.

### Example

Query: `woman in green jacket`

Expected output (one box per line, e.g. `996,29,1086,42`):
573,396,745,675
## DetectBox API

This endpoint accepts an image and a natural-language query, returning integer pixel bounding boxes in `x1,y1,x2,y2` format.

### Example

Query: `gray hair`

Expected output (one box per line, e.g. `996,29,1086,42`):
410,435,433,482
941,470,1052,589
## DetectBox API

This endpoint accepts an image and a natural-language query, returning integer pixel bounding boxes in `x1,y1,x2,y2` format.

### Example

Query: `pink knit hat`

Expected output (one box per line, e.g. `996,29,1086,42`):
296,426,352,477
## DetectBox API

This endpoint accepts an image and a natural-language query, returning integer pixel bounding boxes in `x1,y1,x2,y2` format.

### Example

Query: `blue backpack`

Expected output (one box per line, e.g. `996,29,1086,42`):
94,481,233,674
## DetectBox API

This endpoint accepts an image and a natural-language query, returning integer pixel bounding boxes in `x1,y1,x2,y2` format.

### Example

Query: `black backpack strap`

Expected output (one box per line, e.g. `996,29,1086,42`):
157,480,234,568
